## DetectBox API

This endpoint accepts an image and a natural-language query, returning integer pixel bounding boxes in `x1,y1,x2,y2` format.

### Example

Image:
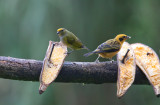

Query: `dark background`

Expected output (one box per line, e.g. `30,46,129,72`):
0,0,160,105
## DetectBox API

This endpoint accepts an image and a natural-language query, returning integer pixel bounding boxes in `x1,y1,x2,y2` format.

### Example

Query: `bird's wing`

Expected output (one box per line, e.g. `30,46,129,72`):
66,35,76,44
66,33,84,49
94,39,120,53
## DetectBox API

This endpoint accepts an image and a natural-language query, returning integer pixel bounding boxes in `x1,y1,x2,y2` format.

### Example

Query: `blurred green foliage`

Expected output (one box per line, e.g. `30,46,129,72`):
0,0,160,105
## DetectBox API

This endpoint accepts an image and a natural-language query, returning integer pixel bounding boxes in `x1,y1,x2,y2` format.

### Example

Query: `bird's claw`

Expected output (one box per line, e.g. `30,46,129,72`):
95,59,100,63
64,51,73,55
109,58,114,63
110,60,114,63
64,52,71,55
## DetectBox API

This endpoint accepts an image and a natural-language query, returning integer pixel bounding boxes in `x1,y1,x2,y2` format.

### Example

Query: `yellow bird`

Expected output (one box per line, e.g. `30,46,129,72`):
84,34,131,62
57,28,89,53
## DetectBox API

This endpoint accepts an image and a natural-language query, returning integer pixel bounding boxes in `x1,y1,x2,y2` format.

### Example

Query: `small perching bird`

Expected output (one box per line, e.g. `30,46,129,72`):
57,28,89,54
84,34,131,62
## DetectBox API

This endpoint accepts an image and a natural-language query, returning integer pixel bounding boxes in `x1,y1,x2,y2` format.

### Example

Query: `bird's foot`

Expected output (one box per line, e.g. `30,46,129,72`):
64,50,73,55
64,52,71,55
109,58,114,63
94,56,100,63
95,59,100,63
110,60,114,63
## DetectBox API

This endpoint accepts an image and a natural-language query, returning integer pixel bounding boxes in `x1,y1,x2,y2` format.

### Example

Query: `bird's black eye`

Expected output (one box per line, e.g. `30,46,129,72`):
123,36,126,38
119,38,123,41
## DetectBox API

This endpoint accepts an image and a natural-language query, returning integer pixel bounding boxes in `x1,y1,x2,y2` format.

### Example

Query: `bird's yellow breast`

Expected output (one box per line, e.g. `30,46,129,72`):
98,50,119,59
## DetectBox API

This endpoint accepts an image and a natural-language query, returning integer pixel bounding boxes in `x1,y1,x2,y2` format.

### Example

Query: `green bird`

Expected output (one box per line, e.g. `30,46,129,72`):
57,28,89,53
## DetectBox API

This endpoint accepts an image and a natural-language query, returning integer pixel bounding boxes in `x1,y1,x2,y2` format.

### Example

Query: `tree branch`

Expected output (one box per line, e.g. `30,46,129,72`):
0,56,149,84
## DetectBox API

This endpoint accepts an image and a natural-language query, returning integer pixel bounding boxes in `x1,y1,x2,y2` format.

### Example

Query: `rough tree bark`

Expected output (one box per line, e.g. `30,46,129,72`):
0,56,149,84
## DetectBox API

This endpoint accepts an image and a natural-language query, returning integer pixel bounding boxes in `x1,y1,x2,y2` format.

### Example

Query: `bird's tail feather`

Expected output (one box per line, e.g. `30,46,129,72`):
83,51,94,57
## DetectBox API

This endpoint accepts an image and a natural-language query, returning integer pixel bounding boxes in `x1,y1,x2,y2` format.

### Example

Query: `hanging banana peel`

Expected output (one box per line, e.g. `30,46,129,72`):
39,41,67,94
131,43,160,96
117,42,136,98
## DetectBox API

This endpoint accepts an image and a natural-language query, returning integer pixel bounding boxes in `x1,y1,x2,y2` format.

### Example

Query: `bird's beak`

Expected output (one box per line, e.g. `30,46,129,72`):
57,31,60,34
126,36,131,39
